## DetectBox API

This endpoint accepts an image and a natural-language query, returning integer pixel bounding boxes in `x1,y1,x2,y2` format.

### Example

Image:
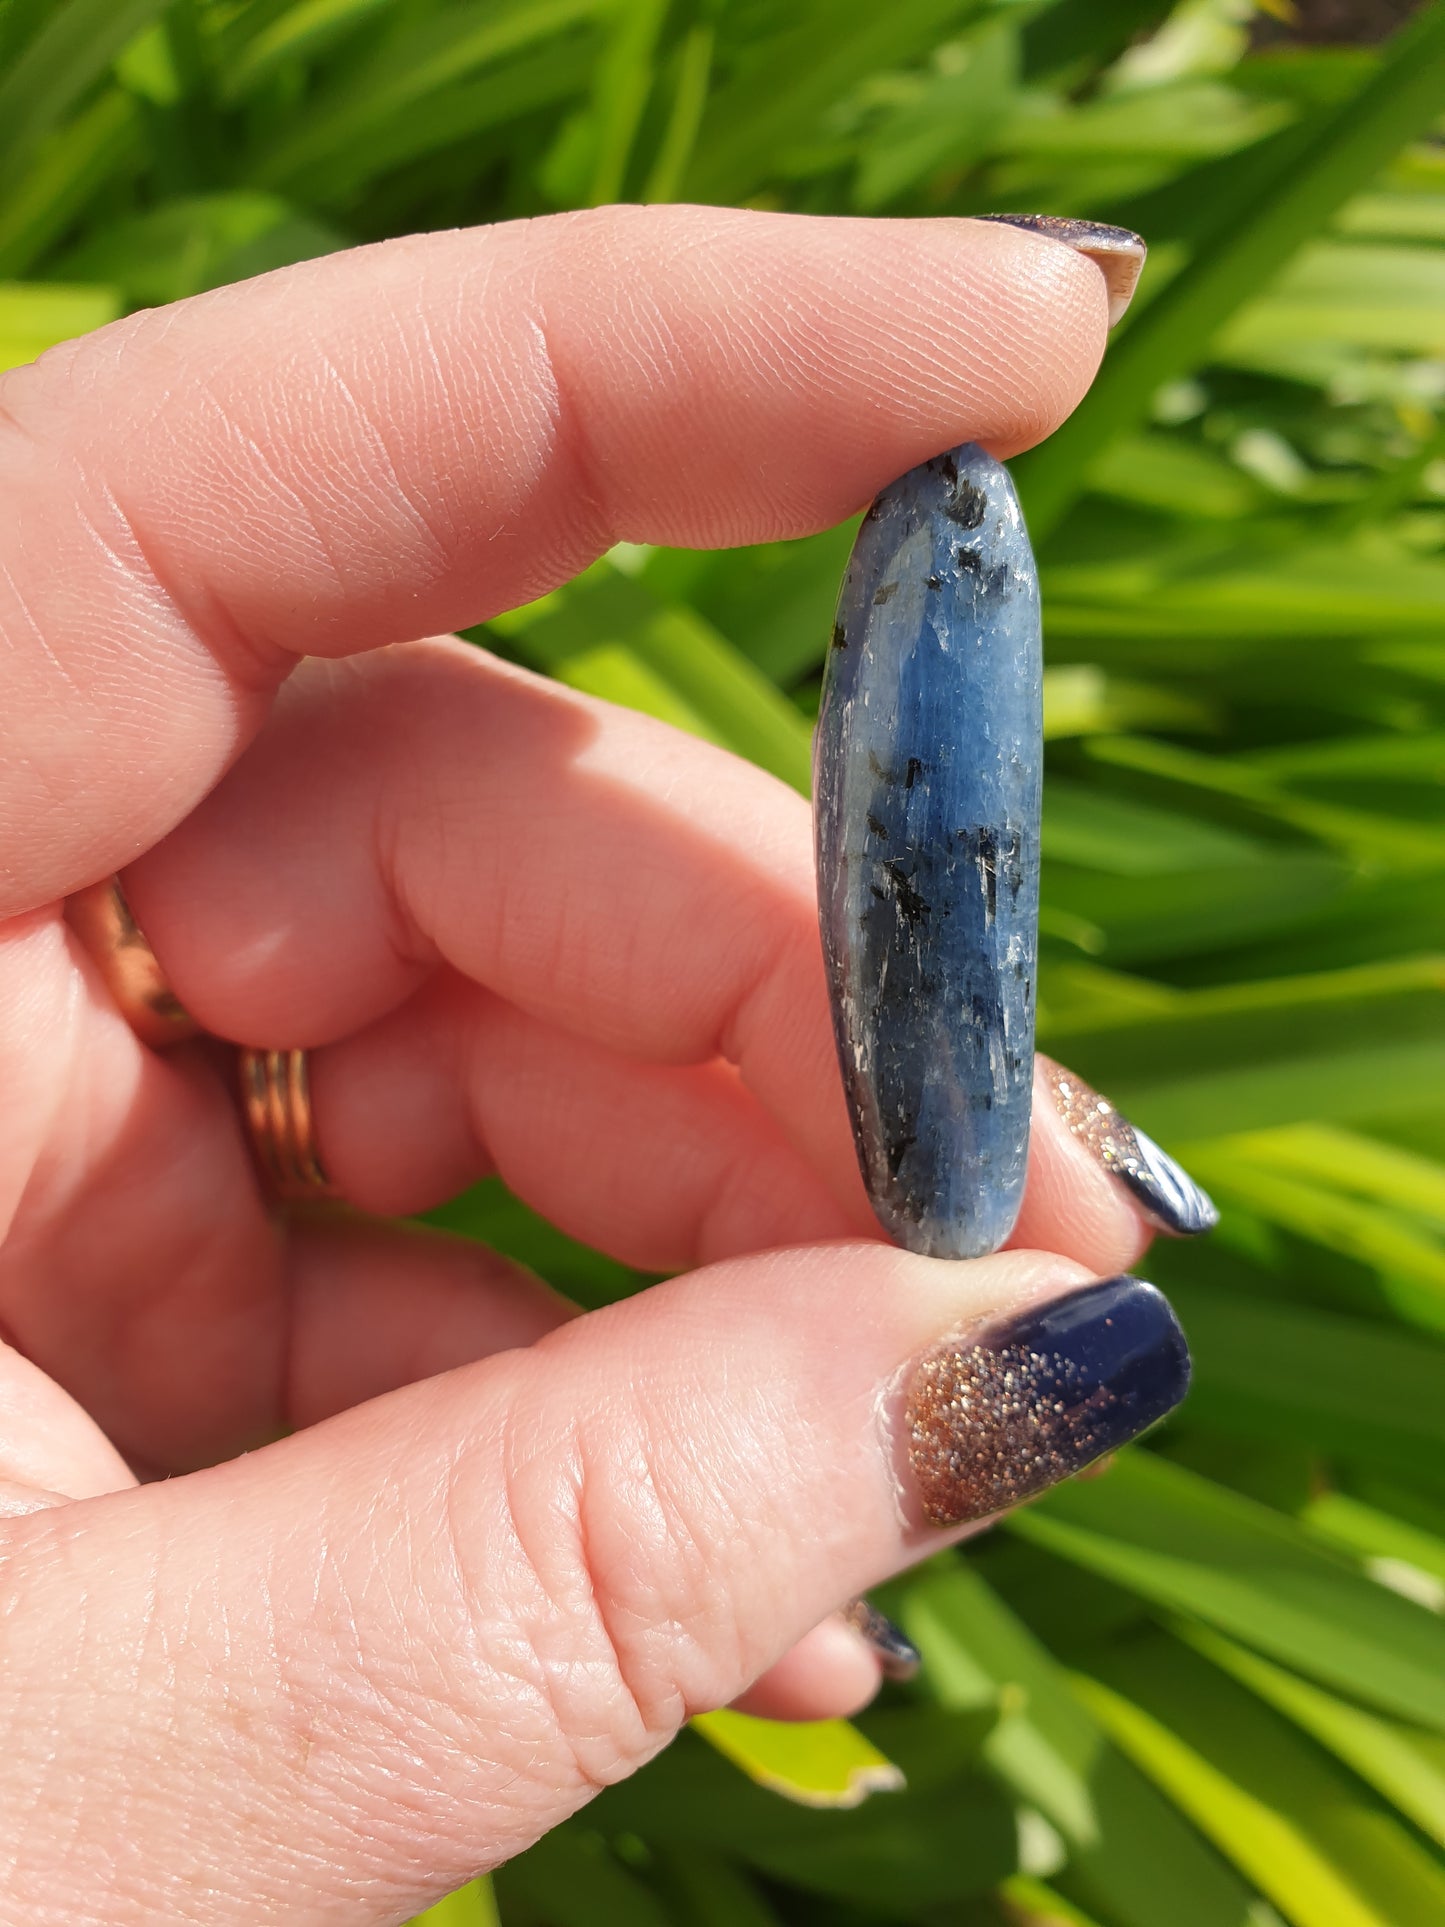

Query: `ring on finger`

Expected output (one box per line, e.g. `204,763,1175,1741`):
237,1047,342,1202
64,874,201,1049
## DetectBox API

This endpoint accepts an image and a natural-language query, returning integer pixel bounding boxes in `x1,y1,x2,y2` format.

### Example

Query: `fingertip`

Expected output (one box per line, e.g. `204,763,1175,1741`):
1012,1057,1157,1274
730,1614,884,1722
1032,1054,1219,1246
950,214,1113,455
539,206,1116,545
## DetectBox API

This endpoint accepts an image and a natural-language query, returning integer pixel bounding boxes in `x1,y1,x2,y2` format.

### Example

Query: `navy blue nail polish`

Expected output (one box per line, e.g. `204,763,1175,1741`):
842,1598,922,1682
906,1275,1191,1527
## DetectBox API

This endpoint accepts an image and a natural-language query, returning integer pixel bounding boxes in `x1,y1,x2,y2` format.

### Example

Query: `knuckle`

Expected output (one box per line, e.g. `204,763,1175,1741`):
436,1357,751,1795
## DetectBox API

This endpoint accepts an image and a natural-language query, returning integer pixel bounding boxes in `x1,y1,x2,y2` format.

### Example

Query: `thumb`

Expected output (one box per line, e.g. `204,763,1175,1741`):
0,1243,1188,1922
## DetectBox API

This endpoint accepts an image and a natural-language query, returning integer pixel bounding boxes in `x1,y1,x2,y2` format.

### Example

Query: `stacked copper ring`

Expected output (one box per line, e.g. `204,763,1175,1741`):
64,876,340,1202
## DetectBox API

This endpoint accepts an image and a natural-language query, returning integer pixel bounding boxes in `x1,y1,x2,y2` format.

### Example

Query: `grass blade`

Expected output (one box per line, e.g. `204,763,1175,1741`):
1013,1,1445,539
1181,1624,1445,1851
1074,1629,1445,1927
1010,1452,1445,1733
0,0,171,183
405,1877,501,1927
691,1711,904,1808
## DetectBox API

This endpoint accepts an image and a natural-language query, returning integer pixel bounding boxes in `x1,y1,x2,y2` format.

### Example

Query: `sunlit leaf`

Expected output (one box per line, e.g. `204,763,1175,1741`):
0,0,170,182
1165,1281,1445,1468
404,1876,501,1927
1181,1624,1445,1851
1074,1630,1445,1927
904,1560,1266,1927
691,1711,904,1809
0,280,119,373
1013,1454,1445,1733
1014,2,1445,536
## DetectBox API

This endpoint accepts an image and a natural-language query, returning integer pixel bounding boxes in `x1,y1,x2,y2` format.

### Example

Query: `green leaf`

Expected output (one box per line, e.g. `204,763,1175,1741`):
681,0,971,204
405,1877,502,1927
552,642,726,745
1204,1124,1445,1225
421,1176,648,1313
1013,1,1445,538
0,0,171,183
691,1711,904,1809
1074,1629,1445,1927
653,521,857,685
52,191,345,303
494,566,815,794
1170,1164,1445,1338
1041,669,1214,742
0,280,119,373
1083,733,1445,867
1085,432,1268,521
498,1826,676,1927
293,43,598,201
590,1714,1018,1907
997,1875,1109,1927
1011,1453,1445,1734
1305,1491,1445,1594
997,80,1291,164
254,0,600,190
904,1560,1267,1927
1218,243,1445,368
1048,547,1445,641
1181,1624,1445,1851
1164,1281,1445,1474
647,1847,784,1927
1041,957,1445,1143
641,24,713,204
218,0,393,101
0,91,138,279
852,18,1019,210
578,0,668,206
1043,852,1346,966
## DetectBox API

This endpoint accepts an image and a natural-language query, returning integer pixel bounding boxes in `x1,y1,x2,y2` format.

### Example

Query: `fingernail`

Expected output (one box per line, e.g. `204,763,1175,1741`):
978,214,1147,327
842,1597,922,1682
1043,1059,1219,1238
905,1275,1191,1528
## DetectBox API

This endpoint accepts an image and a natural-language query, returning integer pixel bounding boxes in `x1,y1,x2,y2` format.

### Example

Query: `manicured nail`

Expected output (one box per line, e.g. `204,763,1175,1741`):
842,1598,922,1682
1043,1059,1219,1238
979,214,1147,327
905,1275,1190,1528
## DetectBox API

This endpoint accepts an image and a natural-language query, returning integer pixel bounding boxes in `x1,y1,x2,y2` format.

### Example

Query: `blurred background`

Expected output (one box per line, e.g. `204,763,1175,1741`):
4,0,1445,1922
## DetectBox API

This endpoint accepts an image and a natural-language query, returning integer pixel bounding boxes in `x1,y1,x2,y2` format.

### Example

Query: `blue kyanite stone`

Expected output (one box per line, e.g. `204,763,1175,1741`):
814,443,1041,1259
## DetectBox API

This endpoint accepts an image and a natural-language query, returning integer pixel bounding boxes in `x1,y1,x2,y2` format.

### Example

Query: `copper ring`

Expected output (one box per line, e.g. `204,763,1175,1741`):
64,875,200,1049
237,1048,341,1201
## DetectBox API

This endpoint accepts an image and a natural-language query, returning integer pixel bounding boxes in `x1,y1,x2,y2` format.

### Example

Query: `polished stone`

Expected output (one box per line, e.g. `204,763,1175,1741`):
814,443,1041,1259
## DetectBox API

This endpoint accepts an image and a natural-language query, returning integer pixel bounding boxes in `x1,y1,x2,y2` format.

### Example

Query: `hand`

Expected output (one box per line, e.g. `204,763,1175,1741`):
0,206,1178,1921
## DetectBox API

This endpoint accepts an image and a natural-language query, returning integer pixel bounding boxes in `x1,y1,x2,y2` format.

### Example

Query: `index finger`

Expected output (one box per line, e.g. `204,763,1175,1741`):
0,205,1110,913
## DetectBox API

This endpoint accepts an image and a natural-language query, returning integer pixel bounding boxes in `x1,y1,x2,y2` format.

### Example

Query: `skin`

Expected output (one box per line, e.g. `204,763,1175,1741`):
0,205,1155,1923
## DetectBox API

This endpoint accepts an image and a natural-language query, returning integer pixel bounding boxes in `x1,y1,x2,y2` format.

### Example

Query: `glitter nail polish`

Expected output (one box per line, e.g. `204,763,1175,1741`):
978,215,1147,327
905,1275,1191,1528
1044,1059,1219,1238
842,1598,922,1682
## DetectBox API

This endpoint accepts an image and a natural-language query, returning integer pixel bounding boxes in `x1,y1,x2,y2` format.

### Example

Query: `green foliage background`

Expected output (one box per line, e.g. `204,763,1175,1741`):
5,0,1445,1921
